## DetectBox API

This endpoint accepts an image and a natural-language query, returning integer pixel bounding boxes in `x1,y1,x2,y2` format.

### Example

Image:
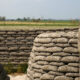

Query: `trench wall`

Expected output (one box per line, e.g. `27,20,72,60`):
27,29,79,80
0,28,79,65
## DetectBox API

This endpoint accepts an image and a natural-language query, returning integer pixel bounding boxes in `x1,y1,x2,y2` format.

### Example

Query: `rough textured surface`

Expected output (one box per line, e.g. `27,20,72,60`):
27,31,79,80
0,28,79,66
78,28,80,52
0,64,10,80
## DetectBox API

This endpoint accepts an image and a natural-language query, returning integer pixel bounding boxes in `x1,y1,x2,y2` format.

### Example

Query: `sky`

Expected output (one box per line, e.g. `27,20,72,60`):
0,0,80,19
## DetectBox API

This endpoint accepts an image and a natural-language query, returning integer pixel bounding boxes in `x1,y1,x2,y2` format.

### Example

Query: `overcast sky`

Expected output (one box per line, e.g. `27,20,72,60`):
0,0,80,19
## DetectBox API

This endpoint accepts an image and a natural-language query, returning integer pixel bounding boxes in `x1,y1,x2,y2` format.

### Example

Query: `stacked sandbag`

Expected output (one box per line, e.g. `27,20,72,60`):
0,64,10,80
0,28,78,66
78,28,80,76
27,31,79,80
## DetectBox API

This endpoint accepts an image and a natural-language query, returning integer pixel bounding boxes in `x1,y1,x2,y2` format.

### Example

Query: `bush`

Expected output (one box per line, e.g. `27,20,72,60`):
4,63,16,74
3,63,28,74
17,64,28,73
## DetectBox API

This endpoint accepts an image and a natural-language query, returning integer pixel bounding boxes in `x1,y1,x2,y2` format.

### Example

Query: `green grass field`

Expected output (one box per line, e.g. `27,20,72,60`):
0,20,79,30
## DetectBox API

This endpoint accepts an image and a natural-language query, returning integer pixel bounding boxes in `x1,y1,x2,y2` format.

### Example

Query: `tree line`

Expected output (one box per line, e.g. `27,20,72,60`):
0,16,6,21
0,16,79,23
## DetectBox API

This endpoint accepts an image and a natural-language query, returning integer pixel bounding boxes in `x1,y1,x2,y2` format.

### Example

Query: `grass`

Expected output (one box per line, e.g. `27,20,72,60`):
0,26,79,30
3,63,28,74
0,20,79,30
0,21,79,26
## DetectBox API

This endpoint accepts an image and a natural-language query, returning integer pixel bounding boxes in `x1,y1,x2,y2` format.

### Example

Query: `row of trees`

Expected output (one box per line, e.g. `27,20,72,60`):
0,16,6,21
0,16,42,22
16,17,41,22
0,16,79,22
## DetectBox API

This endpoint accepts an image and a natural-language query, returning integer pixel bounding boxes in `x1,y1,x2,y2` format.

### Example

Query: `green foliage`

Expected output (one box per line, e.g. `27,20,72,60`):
3,63,28,74
0,23,79,26
4,63,16,74
17,64,28,73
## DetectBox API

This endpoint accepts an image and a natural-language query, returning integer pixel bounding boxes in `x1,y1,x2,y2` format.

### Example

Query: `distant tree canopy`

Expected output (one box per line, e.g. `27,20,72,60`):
16,17,41,22
0,16,79,22
0,16,6,21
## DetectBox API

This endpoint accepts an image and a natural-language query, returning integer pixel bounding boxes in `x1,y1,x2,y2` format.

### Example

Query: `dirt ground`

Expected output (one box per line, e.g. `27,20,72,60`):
9,74,26,80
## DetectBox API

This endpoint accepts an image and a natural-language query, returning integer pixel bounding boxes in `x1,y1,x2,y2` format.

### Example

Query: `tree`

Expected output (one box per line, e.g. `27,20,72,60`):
23,17,27,21
0,16,6,21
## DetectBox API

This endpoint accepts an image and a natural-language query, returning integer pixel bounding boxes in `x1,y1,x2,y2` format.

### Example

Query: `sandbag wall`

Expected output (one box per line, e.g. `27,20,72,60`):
0,30,34,65
27,31,79,80
0,28,79,66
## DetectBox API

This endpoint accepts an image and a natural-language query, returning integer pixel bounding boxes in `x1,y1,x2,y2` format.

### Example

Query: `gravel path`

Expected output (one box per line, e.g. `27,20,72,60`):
9,74,26,80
